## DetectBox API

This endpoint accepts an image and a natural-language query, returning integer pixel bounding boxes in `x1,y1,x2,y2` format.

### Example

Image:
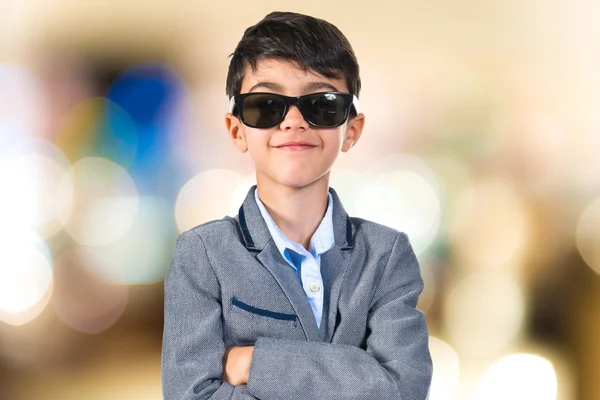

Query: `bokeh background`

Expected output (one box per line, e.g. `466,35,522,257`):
1,1,600,399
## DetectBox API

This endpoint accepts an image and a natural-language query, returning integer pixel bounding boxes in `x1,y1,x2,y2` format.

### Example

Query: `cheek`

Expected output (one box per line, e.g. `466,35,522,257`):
243,130,272,162
325,129,346,151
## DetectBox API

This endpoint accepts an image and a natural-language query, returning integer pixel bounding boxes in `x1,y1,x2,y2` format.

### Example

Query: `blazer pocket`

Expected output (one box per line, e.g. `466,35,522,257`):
231,297,298,326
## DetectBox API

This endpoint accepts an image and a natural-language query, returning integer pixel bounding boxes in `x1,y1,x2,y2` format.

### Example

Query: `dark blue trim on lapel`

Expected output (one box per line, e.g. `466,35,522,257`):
343,215,354,249
238,206,258,251
235,185,355,251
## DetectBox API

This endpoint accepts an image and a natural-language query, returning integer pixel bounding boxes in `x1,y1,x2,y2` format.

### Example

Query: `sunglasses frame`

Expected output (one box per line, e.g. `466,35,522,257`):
229,91,360,129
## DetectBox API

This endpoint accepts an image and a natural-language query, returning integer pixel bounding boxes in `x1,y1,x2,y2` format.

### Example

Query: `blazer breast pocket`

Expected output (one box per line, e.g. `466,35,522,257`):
225,296,301,345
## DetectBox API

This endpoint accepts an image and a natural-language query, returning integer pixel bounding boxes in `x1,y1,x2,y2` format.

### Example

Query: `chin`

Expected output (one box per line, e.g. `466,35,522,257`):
275,173,327,189
276,179,313,189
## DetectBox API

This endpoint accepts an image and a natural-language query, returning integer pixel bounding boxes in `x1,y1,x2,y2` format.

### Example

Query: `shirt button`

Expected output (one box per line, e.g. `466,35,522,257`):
309,282,321,292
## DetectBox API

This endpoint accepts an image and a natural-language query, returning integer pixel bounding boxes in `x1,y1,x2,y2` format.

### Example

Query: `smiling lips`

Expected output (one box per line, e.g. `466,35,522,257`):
274,141,317,151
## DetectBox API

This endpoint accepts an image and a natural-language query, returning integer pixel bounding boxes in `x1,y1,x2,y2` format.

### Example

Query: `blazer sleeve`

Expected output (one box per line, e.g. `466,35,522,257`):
246,232,433,400
162,231,259,400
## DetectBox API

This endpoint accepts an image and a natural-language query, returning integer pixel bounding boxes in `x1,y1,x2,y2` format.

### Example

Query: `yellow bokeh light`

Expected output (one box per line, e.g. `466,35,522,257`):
576,197,600,275
444,271,525,356
54,97,138,167
448,176,531,274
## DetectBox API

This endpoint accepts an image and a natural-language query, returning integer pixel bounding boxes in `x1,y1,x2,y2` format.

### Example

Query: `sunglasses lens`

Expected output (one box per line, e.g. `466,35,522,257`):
240,94,286,128
301,93,350,127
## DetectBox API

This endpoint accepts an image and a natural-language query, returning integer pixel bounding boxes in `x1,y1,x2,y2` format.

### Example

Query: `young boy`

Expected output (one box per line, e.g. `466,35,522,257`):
162,11,432,400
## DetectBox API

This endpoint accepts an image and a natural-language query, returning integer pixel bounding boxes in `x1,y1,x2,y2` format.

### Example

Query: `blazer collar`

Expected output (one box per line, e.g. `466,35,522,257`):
236,185,355,251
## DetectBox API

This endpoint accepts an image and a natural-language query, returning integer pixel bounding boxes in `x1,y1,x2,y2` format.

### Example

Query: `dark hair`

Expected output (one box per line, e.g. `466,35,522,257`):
225,11,361,99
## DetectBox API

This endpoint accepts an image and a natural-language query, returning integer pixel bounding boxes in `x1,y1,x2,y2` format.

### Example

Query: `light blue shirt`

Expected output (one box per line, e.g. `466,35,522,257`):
254,189,334,328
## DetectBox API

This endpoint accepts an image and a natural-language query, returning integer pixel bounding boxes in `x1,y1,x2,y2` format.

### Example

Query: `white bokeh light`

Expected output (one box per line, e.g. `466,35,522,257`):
58,157,139,246
229,174,257,217
429,336,460,400
355,164,441,255
0,231,53,325
474,354,557,400
0,155,38,231
0,144,72,238
79,197,175,285
175,168,247,232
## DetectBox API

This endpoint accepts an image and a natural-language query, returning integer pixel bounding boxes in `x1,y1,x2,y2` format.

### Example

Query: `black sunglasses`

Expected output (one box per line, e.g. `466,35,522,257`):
229,92,360,129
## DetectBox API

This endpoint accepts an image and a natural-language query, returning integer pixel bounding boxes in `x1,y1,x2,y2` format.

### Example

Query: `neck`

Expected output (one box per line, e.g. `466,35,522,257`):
256,176,330,250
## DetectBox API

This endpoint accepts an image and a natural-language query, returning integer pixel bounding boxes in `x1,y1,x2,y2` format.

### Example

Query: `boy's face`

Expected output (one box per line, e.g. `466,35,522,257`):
225,59,365,190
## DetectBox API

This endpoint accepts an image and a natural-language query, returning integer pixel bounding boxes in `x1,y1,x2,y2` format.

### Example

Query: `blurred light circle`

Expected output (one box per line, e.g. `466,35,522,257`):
52,250,128,334
429,336,460,400
79,197,176,285
0,231,53,325
444,271,525,356
55,97,138,167
448,177,530,273
229,174,257,217
175,169,246,232
0,147,72,239
58,157,139,246
3,137,73,238
0,154,38,231
425,155,472,220
576,197,600,275
369,154,442,192
570,109,600,190
355,167,441,255
475,354,557,400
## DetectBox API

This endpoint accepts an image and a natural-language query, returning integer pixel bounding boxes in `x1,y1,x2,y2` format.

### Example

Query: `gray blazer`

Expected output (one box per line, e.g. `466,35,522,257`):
162,186,432,400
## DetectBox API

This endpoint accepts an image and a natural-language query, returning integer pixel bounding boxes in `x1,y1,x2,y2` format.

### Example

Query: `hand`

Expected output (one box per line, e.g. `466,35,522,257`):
222,346,254,385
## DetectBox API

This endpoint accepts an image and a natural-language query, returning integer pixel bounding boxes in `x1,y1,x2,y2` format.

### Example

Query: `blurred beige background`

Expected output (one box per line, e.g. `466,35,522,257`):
1,1,600,399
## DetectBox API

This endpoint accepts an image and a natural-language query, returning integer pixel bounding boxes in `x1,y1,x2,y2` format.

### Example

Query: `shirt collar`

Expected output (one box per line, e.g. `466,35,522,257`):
254,189,335,259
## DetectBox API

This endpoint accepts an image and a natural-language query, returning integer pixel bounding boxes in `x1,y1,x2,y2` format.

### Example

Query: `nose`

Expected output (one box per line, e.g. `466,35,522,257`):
280,105,309,131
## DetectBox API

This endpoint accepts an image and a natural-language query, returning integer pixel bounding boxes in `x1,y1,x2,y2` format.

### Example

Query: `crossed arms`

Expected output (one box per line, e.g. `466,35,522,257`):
161,230,432,400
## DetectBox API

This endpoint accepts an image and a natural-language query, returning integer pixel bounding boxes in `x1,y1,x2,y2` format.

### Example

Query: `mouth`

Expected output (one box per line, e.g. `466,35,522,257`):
274,142,317,151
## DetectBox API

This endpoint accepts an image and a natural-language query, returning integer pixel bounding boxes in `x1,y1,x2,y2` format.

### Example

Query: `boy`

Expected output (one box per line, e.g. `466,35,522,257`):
162,11,432,400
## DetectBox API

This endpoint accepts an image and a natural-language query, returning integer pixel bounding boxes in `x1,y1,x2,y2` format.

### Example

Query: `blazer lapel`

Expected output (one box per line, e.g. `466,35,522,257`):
256,242,320,340
321,187,355,343
234,185,356,343
235,185,319,341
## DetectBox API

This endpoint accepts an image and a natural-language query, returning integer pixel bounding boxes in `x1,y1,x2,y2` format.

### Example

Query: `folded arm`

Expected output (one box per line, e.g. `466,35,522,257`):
162,231,259,399
245,232,433,400
162,230,432,400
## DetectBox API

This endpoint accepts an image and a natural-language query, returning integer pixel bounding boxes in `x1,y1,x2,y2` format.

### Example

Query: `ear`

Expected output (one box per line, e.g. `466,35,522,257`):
341,113,365,152
225,112,248,153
